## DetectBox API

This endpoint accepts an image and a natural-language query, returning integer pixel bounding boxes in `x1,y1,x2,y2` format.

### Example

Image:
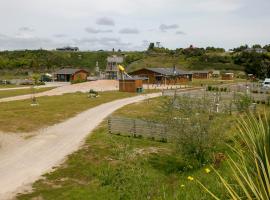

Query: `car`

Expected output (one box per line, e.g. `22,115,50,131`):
262,78,270,88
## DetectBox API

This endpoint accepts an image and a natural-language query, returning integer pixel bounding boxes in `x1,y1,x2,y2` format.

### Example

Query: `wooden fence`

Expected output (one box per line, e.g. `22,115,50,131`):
108,116,172,142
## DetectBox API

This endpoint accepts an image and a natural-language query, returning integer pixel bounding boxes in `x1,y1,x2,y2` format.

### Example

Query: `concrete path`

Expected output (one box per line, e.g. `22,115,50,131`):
0,93,161,200
0,80,118,103
0,82,68,91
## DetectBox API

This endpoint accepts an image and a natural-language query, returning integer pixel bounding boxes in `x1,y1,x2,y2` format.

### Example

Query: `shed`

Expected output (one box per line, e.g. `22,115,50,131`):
129,68,192,85
55,68,89,82
192,70,211,79
119,77,145,93
221,73,234,80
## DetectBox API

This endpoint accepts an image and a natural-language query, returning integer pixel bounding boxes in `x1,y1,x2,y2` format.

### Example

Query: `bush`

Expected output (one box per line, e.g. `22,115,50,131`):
201,114,270,200
234,93,252,112
159,96,226,166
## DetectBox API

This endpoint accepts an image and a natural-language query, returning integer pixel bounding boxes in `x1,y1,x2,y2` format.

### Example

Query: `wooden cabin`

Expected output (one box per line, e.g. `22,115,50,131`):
192,71,211,79
55,68,88,82
129,68,192,85
221,73,234,80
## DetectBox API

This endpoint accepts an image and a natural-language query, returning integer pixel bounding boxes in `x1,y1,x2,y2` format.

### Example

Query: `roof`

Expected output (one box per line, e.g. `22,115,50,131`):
144,68,192,76
55,68,88,75
191,70,210,74
107,55,124,63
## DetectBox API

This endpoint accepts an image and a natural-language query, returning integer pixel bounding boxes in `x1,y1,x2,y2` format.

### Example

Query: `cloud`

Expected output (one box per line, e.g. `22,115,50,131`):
73,37,131,49
119,28,139,34
85,27,113,34
53,34,67,38
159,24,179,32
176,31,186,35
18,26,35,32
96,17,115,26
0,35,57,50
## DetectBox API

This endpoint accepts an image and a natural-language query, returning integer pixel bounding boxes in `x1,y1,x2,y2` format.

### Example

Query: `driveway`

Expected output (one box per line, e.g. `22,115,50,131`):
0,93,161,199
0,80,119,103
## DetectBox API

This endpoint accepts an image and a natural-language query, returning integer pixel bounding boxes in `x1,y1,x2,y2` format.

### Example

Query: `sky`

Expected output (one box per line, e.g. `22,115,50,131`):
0,0,269,51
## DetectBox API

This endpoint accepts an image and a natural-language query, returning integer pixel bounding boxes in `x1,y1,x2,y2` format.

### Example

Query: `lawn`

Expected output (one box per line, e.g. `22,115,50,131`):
16,125,230,200
0,91,136,133
16,97,234,200
0,84,26,88
0,87,55,99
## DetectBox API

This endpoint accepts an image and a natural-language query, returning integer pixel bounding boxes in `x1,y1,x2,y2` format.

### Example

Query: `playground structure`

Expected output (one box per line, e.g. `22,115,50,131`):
118,65,145,93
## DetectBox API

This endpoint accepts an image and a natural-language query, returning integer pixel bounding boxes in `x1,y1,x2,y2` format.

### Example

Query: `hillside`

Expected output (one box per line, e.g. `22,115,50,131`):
127,52,244,72
0,49,251,79
0,50,110,73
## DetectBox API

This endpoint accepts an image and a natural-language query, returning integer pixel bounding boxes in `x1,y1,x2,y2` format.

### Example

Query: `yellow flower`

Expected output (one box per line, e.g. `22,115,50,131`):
180,184,185,187
205,168,211,174
187,176,194,181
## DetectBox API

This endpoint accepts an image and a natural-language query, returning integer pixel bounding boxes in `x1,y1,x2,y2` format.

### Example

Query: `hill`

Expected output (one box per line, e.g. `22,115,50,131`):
127,52,244,72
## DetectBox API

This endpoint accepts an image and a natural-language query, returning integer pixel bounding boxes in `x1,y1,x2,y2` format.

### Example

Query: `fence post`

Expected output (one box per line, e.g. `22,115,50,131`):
108,117,112,134
133,119,136,136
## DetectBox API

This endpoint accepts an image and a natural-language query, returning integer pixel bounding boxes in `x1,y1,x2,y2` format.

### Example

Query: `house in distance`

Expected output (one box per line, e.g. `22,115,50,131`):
129,67,193,85
55,68,88,82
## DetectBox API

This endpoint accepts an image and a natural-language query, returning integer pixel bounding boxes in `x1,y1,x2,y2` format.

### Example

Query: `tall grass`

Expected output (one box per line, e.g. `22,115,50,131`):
199,113,270,200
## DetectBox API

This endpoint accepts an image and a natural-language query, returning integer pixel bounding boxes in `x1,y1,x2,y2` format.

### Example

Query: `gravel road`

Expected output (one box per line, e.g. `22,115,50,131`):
0,80,118,103
0,93,161,200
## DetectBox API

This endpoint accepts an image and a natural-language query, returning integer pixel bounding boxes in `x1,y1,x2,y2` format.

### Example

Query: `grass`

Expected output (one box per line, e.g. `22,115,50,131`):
16,96,235,200
0,87,55,99
0,84,26,88
189,78,247,87
16,125,231,200
0,91,136,133
127,54,244,72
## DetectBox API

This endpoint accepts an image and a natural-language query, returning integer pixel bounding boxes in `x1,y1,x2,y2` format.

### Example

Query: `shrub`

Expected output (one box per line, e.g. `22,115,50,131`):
159,95,226,166
200,114,270,200
234,93,252,112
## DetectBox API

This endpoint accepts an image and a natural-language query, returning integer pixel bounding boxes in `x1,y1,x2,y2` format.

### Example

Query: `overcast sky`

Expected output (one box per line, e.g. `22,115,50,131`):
0,0,269,51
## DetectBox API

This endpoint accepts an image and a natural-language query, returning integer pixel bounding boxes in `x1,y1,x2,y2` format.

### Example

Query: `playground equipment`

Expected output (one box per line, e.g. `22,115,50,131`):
117,65,144,93
118,65,132,79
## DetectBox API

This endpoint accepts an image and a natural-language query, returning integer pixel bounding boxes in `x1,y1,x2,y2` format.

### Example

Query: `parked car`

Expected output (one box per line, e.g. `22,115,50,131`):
262,78,270,88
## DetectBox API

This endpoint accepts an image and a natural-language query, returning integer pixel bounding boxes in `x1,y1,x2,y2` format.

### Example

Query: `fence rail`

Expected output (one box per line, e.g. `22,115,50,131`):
108,117,172,142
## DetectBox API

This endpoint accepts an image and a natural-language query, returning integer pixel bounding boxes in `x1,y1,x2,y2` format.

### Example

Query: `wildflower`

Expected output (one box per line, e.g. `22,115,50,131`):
205,168,211,174
187,176,194,181
180,184,185,187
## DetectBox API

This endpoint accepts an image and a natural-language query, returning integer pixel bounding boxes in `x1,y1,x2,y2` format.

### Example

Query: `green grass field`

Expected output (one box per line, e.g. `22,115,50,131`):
16,97,234,200
0,87,55,99
16,125,231,200
0,91,136,133
0,84,26,88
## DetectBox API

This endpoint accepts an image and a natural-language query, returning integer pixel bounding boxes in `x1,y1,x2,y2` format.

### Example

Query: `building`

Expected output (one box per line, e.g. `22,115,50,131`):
192,70,211,79
244,48,267,54
119,77,145,93
212,70,220,78
129,67,193,85
56,46,79,52
105,55,124,79
55,68,88,82
221,72,234,80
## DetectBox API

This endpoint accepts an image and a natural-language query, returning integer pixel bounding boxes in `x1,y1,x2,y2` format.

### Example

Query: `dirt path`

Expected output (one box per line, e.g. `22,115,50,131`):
0,93,161,200
0,80,118,103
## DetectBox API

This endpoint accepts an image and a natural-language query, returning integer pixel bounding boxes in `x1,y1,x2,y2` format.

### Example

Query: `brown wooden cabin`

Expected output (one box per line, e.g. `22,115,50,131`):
119,77,144,93
55,68,89,82
192,71,211,79
221,73,234,80
129,68,192,85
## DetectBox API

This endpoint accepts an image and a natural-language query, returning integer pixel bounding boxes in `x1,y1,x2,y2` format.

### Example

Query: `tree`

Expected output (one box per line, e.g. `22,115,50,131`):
147,43,155,51
252,44,262,49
